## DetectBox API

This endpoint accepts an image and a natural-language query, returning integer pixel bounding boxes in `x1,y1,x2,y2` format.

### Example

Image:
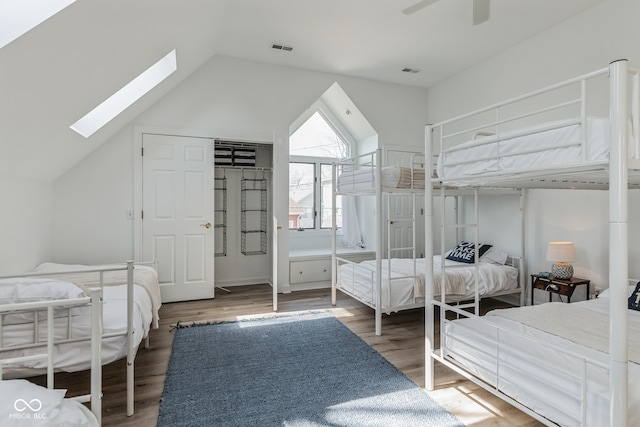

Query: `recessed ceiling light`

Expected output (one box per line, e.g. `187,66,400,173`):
70,49,177,138
402,67,420,74
272,43,293,52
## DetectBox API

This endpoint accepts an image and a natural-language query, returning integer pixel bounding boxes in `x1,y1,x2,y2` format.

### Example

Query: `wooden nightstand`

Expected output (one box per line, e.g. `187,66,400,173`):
530,274,590,305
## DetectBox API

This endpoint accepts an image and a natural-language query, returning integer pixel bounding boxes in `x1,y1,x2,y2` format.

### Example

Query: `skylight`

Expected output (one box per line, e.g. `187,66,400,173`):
70,49,177,138
0,0,77,49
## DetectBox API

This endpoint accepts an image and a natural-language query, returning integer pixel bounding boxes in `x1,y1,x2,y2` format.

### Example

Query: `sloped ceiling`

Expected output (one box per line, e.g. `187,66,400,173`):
0,0,606,182
0,0,227,182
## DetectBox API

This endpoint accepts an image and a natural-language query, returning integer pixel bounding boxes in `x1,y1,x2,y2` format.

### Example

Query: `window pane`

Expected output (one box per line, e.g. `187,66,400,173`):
320,164,341,229
289,163,315,229
290,112,348,158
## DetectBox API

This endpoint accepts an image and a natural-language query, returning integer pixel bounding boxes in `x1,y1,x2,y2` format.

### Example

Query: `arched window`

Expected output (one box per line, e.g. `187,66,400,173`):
289,110,350,230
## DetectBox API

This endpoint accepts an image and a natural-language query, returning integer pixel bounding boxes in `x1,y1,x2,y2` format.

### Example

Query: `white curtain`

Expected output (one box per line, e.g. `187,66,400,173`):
341,196,364,249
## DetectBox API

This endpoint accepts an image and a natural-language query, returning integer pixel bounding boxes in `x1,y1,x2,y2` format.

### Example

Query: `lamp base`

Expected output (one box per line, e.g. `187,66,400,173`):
552,262,573,280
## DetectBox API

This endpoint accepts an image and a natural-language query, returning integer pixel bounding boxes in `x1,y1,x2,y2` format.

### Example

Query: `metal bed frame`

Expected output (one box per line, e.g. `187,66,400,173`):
0,261,146,417
331,148,427,336
0,286,102,423
424,59,640,426
330,148,526,335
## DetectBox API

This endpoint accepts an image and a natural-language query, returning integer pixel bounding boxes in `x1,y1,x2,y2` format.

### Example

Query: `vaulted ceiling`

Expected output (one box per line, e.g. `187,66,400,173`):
0,0,606,182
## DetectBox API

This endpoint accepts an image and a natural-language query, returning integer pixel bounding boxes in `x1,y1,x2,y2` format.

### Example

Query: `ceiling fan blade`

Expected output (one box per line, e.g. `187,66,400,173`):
472,0,490,25
402,0,439,15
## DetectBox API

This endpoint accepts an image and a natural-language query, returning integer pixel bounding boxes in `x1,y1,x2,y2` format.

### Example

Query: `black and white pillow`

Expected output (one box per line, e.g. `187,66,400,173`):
446,241,492,264
628,282,640,311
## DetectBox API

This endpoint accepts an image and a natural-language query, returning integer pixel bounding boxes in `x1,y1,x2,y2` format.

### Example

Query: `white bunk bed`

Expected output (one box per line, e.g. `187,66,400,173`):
331,148,526,335
0,286,102,425
331,148,427,336
0,261,160,417
424,59,640,426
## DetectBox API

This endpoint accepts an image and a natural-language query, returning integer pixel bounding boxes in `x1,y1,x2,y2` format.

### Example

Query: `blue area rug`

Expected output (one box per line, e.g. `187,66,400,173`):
157,312,463,427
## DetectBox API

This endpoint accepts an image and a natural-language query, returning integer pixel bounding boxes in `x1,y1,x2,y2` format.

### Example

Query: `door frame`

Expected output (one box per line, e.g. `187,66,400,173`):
133,126,280,307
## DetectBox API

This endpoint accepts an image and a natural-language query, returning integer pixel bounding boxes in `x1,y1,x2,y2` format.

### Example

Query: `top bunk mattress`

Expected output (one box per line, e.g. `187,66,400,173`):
436,117,613,185
337,165,425,192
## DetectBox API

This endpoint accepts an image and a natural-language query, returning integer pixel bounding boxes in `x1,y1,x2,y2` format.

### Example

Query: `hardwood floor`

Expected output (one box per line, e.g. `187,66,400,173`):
49,284,544,426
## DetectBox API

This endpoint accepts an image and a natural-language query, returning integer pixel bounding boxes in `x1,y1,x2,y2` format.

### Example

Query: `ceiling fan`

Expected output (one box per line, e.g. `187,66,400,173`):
402,0,490,25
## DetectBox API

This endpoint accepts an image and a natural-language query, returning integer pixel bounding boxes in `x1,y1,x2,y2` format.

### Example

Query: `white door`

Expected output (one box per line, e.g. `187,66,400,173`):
142,133,215,302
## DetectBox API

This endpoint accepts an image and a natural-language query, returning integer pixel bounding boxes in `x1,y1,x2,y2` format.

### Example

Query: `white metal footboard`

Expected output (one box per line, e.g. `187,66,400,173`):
0,291,102,424
0,260,141,417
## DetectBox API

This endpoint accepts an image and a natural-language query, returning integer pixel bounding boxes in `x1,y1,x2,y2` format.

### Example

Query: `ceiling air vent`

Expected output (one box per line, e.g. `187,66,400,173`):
272,43,293,52
402,67,420,73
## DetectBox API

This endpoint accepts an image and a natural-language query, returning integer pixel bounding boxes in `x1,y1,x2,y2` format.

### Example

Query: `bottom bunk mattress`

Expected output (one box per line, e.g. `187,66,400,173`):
0,268,156,375
336,256,518,309
443,294,640,426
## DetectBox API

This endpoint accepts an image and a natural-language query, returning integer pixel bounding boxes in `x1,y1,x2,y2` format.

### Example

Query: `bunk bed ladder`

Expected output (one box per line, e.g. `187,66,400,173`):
435,186,483,384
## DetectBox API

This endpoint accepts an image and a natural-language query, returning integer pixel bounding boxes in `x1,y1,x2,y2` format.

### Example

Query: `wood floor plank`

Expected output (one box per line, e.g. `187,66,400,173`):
42,284,543,426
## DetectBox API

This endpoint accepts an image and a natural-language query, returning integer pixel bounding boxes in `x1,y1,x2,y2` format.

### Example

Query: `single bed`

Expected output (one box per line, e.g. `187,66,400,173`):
335,249,519,313
440,288,640,426
0,261,160,416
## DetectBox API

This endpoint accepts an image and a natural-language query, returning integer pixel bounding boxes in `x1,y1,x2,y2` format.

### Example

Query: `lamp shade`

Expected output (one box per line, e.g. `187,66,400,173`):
546,241,578,262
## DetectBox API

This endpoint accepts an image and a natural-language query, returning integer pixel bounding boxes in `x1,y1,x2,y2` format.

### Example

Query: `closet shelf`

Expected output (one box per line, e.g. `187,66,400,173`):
214,175,227,257
241,174,267,256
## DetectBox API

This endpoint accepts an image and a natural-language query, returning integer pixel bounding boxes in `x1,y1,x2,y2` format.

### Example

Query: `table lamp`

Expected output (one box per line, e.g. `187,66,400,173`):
546,241,577,279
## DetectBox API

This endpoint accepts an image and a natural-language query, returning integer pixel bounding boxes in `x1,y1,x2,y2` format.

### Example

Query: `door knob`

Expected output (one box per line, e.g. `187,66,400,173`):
200,222,212,229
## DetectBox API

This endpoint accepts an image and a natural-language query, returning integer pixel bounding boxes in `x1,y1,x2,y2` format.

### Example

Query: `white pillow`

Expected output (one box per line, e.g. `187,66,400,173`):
0,278,84,304
32,263,95,273
0,380,98,427
0,278,87,325
598,284,636,299
0,379,66,419
480,247,508,265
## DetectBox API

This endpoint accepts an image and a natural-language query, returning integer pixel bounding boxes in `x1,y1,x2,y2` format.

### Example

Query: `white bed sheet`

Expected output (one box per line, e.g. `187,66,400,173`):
337,165,426,192
336,256,518,309
437,117,611,183
1,282,152,375
0,379,98,427
443,296,640,427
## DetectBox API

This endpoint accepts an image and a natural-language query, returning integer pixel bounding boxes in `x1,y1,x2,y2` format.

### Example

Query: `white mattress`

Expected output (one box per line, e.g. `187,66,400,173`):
443,296,640,426
336,165,426,192
437,117,611,184
0,279,153,375
336,256,518,310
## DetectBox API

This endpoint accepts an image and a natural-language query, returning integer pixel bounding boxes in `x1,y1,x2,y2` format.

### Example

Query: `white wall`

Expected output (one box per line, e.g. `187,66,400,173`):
53,126,135,264
0,175,52,273
52,55,428,289
427,0,640,297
